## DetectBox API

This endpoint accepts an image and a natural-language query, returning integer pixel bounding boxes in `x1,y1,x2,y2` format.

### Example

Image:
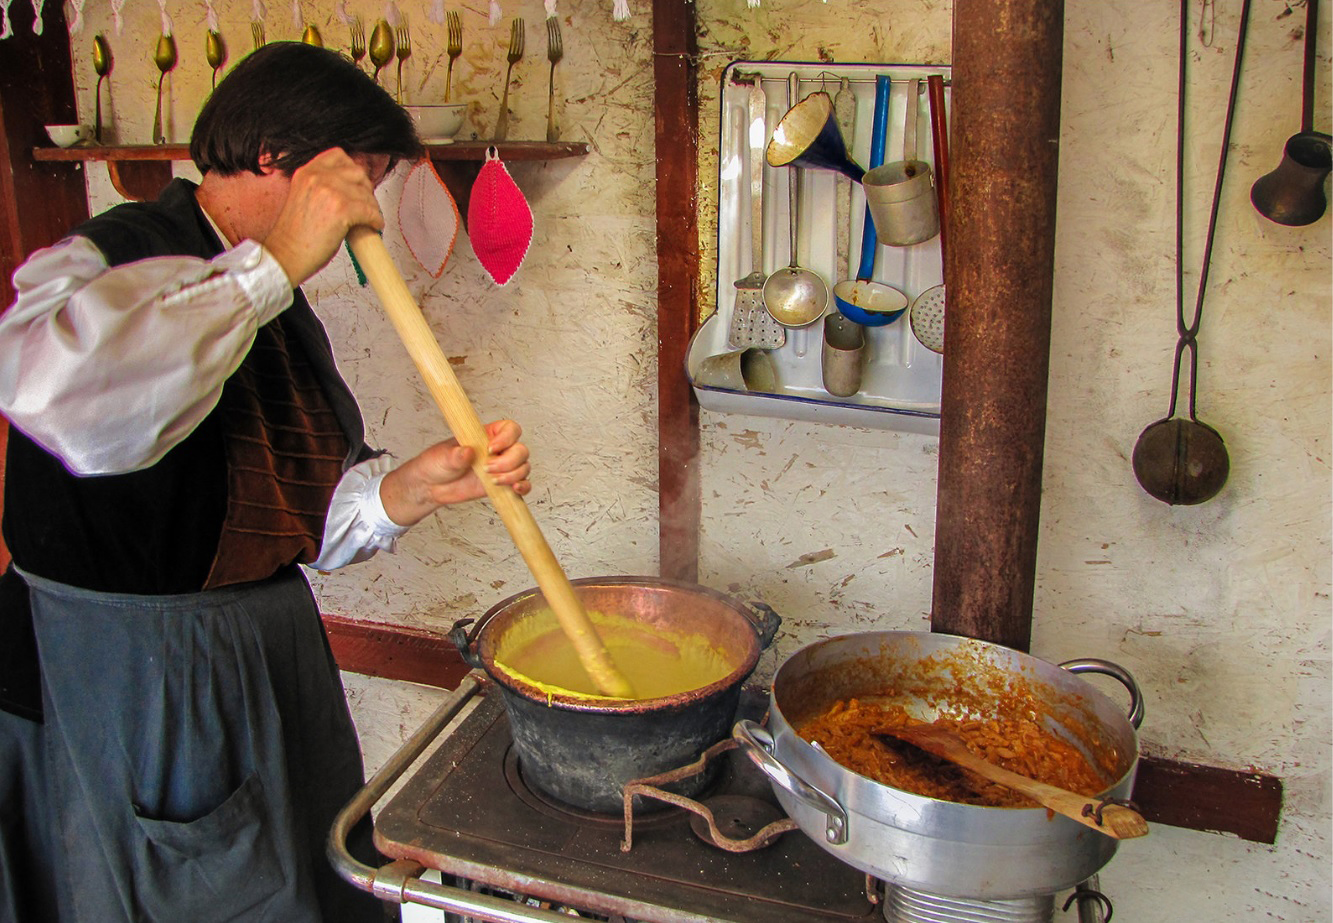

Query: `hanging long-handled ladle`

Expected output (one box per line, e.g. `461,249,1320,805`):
1250,0,1331,226
1132,0,1249,506
764,73,830,344
346,228,635,698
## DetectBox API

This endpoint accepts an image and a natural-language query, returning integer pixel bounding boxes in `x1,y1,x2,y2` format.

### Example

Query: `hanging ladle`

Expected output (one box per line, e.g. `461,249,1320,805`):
831,74,908,328
763,73,830,341
1250,0,1331,226
1132,0,1248,506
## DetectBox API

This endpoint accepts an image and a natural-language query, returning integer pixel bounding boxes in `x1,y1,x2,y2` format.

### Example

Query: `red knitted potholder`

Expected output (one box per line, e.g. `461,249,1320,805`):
467,147,533,286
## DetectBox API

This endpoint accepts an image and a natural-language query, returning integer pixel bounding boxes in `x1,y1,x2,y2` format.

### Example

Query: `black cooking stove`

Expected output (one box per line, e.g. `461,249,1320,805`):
373,687,879,922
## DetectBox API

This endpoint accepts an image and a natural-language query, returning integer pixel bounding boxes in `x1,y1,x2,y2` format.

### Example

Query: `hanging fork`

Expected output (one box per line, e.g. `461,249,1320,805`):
349,16,366,70
494,18,524,141
545,17,562,142
395,19,411,103
444,10,462,102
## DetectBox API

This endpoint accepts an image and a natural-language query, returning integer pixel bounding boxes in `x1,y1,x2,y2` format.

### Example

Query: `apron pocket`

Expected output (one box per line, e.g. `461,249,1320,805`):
132,772,287,921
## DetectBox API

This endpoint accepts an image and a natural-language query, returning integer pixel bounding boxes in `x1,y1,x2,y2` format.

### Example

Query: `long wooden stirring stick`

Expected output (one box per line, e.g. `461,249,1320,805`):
346,227,635,699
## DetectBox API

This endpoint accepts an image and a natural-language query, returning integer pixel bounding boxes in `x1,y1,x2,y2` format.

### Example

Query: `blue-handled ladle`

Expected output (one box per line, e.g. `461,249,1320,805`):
832,75,908,327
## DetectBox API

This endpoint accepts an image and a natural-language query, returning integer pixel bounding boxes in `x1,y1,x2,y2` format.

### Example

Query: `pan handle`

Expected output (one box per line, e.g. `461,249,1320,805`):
745,602,782,650
1060,659,1145,730
733,719,848,845
448,618,485,668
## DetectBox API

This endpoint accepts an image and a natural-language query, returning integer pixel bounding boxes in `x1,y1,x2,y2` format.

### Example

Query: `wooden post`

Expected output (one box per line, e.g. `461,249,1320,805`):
931,0,1065,651
653,0,702,583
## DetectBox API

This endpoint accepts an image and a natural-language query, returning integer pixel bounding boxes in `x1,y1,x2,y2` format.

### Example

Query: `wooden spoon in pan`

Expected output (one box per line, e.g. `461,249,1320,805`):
877,724,1148,839
346,227,635,699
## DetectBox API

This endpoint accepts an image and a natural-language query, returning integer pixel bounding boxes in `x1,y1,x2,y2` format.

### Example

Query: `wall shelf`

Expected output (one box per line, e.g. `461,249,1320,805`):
31,140,590,205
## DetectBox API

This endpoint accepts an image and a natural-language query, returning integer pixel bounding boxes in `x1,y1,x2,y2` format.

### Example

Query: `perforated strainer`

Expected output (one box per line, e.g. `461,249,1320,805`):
909,284,945,354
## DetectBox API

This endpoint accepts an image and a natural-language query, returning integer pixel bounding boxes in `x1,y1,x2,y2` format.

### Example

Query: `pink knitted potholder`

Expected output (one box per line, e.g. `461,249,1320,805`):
398,158,460,278
467,147,533,286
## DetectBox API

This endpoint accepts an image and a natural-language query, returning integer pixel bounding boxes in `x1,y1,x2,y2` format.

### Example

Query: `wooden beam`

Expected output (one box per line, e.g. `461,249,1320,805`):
652,0,702,583
323,614,472,690
1132,754,1283,845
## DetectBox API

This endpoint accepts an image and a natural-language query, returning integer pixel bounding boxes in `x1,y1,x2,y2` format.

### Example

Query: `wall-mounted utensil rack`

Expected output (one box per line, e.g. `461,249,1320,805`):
688,60,950,435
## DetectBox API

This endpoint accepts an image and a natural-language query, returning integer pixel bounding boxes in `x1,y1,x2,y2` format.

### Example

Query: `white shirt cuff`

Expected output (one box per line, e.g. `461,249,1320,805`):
310,455,410,571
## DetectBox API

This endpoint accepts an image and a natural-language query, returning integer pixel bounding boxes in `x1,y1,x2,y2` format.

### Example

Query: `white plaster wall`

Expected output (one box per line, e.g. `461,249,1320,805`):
691,1,1332,919
58,0,1330,918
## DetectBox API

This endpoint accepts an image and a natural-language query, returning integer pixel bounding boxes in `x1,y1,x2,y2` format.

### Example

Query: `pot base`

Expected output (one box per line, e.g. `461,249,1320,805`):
883,885,1055,923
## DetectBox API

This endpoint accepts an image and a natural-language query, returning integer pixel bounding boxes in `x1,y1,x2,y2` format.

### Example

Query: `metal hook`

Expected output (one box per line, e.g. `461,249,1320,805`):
1062,883,1115,922
1199,0,1215,45
1081,796,1141,827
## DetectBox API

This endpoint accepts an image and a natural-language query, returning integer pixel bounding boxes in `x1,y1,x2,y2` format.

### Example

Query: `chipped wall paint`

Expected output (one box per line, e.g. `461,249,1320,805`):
64,0,1329,918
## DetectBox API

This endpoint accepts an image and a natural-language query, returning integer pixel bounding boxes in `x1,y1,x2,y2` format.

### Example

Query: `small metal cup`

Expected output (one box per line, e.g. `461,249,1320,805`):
821,312,865,398
863,161,939,247
693,348,777,393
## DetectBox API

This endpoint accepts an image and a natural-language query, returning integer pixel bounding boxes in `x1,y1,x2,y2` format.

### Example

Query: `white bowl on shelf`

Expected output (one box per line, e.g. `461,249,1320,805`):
405,104,466,143
45,124,93,147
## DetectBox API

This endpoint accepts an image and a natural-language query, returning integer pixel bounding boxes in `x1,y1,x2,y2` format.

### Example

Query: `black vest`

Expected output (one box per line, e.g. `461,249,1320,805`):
0,179,373,719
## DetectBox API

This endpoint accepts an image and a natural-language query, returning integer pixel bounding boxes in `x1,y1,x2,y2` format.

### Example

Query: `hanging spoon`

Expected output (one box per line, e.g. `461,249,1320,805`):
205,30,226,91
1132,0,1248,505
152,32,177,145
92,34,112,143
368,20,394,85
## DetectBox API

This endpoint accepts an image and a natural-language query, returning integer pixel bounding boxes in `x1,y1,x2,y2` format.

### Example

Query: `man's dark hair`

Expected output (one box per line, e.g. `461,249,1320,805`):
190,42,422,176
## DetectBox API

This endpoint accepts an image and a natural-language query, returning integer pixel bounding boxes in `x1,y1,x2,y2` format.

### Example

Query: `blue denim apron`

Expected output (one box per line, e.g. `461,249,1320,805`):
11,565,382,923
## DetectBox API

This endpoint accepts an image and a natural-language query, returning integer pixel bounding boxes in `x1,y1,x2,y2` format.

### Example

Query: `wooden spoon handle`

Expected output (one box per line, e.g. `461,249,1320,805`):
346,228,634,698
881,728,1148,839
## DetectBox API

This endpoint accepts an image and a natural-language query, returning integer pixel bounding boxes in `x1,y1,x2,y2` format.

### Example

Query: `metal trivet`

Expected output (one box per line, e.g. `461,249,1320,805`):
621,737,798,853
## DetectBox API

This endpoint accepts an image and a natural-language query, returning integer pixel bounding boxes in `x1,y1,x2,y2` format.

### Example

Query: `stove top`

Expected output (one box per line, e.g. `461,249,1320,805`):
373,689,878,923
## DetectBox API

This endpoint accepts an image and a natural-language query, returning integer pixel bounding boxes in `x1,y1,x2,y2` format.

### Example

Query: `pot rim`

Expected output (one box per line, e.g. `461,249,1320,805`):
468,575,769,713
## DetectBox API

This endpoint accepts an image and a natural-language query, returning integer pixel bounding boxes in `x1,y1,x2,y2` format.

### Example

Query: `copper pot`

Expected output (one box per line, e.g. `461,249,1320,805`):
452,576,780,813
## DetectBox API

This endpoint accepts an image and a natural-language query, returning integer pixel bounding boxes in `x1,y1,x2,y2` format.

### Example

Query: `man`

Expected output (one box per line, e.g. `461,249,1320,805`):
0,43,529,921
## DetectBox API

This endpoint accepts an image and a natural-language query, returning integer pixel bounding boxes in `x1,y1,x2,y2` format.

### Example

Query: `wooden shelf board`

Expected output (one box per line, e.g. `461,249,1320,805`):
33,144,188,161
33,140,589,164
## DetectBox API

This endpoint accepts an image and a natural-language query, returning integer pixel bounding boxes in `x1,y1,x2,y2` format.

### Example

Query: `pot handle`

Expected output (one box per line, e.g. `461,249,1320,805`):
1060,658,1145,730
732,719,848,845
448,618,484,669
746,602,782,649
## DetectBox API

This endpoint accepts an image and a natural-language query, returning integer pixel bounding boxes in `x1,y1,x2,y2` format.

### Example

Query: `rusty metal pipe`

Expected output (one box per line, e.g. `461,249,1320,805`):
931,0,1065,651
